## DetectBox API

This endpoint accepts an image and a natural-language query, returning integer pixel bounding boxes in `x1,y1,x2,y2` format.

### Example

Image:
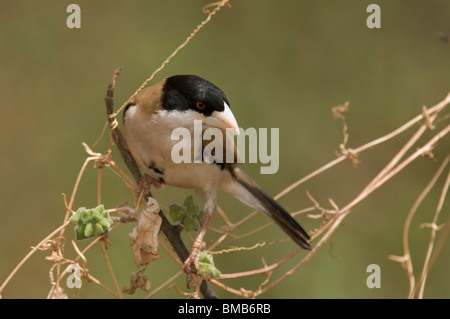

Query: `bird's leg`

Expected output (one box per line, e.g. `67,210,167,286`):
184,191,216,286
135,173,162,195
184,211,213,284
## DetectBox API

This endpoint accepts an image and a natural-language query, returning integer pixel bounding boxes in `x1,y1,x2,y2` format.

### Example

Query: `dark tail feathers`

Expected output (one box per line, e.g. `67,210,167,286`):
230,168,311,250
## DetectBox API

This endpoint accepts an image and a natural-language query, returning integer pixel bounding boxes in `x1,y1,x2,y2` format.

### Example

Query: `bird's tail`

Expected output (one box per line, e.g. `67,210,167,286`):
223,167,311,250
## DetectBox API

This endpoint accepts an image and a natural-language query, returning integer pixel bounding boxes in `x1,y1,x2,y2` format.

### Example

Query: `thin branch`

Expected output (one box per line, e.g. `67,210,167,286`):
389,154,449,298
145,270,184,299
211,99,449,296
0,221,71,295
84,272,122,299
97,168,103,206
276,92,450,200
260,125,450,295
109,0,231,119
416,168,450,298
100,240,123,299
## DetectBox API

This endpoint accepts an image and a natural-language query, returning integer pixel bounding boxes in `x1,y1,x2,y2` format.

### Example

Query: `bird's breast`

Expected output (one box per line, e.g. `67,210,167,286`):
124,107,226,193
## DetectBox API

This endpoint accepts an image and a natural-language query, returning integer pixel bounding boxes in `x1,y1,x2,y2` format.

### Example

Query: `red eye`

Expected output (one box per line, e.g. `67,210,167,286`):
196,102,206,110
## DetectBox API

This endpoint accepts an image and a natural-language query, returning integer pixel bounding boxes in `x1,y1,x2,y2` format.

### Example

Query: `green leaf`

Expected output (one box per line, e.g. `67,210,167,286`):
183,195,195,214
169,196,204,232
196,208,204,222
169,204,186,222
183,216,197,232
192,205,202,217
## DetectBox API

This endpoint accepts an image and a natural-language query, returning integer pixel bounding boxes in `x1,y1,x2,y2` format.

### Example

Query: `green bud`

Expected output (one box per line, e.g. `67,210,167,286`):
100,208,110,219
198,252,220,277
84,222,94,238
82,209,96,224
93,222,104,236
69,212,80,224
197,262,212,274
75,225,87,241
199,251,214,265
95,204,104,216
197,262,221,278
70,205,113,240
92,208,100,218
210,266,222,278
98,218,113,230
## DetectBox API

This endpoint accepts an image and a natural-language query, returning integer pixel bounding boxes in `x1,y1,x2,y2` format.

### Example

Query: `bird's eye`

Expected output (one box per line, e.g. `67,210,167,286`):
196,102,206,110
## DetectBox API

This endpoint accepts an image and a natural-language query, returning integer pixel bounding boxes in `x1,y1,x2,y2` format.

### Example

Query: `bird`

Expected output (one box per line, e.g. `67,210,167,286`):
123,74,311,278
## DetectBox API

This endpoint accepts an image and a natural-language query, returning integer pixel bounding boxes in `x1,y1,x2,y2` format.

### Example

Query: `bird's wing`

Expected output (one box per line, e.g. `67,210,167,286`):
201,128,241,166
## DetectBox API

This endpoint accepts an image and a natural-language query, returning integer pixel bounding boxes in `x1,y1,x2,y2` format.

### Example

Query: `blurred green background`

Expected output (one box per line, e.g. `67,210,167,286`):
0,0,449,299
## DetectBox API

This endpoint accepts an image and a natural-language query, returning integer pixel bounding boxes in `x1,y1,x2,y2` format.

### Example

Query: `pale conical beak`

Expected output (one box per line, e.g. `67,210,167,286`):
204,101,240,135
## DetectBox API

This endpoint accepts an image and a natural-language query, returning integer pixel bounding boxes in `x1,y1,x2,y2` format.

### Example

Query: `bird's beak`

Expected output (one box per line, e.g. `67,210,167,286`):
204,101,240,135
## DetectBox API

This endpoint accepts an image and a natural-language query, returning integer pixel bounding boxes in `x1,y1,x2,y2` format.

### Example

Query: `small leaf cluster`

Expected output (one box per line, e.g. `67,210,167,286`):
69,205,113,240
197,252,221,278
168,195,204,232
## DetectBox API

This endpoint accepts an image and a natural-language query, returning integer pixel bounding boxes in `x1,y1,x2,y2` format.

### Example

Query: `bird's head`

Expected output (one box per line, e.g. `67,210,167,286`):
162,75,240,135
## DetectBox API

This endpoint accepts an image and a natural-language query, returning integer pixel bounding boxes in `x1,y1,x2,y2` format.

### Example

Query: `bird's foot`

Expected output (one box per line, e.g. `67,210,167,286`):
183,240,205,287
135,173,162,196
